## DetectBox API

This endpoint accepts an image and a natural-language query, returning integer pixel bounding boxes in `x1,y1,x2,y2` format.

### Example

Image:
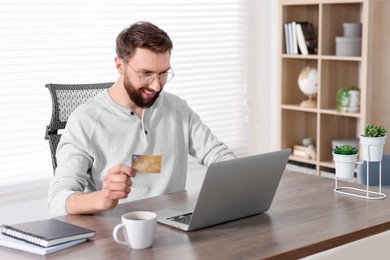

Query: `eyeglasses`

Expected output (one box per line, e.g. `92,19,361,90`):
121,58,174,85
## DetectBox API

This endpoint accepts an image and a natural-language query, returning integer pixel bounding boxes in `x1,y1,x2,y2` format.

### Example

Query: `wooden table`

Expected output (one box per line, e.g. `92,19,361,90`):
2,170,390,259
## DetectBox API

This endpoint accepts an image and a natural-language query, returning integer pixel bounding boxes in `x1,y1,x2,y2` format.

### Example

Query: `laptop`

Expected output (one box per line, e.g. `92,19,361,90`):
154,149,291,231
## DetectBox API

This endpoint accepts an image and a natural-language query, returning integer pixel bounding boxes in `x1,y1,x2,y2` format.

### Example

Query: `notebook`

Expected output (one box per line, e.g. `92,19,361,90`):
0,234,86,255
154,149,291,231
0,219,95,247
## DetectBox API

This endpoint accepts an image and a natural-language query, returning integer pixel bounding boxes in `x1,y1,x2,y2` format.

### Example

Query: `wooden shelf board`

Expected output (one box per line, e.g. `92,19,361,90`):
281,55,362,62
281,106,361,118
281,54,319,59
320,55,362,62
319,161,335,169
281,104,317,113
289,155,317,164
319,109,361,118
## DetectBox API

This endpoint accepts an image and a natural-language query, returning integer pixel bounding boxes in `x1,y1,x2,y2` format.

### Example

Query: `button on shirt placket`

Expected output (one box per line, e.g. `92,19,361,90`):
130,110,148,141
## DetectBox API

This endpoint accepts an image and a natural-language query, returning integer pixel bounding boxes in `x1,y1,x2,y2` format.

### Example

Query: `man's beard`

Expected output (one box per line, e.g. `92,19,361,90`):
123,77,160,108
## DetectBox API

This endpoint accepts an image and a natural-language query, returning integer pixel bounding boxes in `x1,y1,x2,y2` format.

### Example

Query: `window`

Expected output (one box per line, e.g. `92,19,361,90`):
0,0,250,188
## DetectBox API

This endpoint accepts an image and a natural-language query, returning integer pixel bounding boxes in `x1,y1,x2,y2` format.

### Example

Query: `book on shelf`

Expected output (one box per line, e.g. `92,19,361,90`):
296,23,309,55
0,218,95,248
0,234,86,255
284,22,291,54
284,21,317,55
293,145,316,160
284,22,298,55
298,21,317,54
284,22,294,54
291,21,298,55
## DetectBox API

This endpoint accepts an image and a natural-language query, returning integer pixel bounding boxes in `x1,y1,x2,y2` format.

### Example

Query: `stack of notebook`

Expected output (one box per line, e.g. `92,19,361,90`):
0,218,95,255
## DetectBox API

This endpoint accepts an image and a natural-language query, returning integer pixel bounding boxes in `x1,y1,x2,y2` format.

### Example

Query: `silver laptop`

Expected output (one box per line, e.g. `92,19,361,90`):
154,149,291,231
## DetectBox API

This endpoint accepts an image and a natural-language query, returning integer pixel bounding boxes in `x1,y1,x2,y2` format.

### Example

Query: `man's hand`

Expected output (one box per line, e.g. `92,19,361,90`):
66,164,136,215
100,164,137,210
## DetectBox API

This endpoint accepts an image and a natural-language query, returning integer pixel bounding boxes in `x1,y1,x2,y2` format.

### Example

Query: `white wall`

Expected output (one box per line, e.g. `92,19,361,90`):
187,0,279,190
246,0,278,155
0,181,50,224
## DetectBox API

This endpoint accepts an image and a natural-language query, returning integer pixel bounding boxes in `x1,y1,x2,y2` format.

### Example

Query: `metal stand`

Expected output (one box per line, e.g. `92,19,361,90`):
334,144,386,200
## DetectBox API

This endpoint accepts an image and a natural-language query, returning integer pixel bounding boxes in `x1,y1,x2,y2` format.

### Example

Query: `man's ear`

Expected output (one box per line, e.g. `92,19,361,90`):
115,57,125,74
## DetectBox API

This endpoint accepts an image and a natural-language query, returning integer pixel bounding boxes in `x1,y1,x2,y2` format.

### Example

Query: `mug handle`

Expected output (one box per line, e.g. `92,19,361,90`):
113,224,129,245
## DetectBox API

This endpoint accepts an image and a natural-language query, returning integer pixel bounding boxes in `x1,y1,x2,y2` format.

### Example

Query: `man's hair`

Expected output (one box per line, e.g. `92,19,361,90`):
116,21,173,59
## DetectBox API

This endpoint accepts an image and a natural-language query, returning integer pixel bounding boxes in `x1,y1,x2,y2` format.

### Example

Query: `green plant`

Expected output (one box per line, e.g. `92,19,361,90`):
336,86,360,111
333,144,358,155
364,124,387,137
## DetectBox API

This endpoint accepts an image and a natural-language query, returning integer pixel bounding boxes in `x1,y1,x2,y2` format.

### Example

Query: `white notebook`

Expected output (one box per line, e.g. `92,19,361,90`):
0,234,86,255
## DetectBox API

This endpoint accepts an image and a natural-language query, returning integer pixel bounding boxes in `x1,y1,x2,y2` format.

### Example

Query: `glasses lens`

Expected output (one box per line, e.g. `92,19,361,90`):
140,75,153,85
166,72,174,82
140,71,174,85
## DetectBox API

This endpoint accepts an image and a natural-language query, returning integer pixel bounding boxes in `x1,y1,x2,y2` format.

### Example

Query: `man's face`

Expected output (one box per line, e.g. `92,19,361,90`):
123,73,160,108
122,48,171,108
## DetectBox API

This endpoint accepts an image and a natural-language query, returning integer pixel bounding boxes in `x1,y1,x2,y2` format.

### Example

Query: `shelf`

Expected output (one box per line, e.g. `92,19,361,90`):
282,54,362,62
281,106,361,118
319,109,361,118
280,0,390,176
281,104,317,113
289,155,316,165
281,54,318,59
279,0,377,176
318,161,334,169
320,55,362,62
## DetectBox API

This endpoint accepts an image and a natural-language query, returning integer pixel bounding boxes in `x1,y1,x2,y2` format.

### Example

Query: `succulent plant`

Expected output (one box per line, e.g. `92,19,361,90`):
364,124,387,137
333,144,358,155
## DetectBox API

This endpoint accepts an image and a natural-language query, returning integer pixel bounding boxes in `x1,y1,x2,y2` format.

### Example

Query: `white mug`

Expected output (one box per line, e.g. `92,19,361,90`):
112,211,157,249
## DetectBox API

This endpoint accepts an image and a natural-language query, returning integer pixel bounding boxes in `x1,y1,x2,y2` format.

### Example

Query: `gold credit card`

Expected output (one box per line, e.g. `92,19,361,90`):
131,155,162,174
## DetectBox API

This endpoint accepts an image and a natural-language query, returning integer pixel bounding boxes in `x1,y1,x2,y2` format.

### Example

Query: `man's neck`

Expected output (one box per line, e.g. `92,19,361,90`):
108,82,144,117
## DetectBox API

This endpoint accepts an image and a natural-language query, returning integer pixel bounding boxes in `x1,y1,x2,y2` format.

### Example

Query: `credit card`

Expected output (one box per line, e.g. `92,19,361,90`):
131,155,162,174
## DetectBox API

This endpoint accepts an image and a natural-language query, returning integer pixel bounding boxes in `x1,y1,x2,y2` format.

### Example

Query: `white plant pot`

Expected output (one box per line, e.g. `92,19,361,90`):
360,135,386,162
333,153,358,179
338,89,360,112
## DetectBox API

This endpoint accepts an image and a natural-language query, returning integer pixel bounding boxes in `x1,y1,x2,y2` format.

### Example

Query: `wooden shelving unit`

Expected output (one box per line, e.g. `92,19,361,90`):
278,0,390,175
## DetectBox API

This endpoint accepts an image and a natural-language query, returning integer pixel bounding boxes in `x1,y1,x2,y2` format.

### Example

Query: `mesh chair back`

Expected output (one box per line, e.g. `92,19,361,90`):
45,82,113,174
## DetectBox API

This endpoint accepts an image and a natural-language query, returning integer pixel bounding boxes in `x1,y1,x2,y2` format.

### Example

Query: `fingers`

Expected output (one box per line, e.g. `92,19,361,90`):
103,164,136,200
111,164,136,177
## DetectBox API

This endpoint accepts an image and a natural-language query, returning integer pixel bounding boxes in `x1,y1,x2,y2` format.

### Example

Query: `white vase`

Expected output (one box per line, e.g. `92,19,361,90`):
333,153,358,179
360,135,386,162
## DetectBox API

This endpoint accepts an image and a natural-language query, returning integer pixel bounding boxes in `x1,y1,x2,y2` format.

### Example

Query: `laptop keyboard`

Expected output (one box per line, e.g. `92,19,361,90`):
167,212,193,225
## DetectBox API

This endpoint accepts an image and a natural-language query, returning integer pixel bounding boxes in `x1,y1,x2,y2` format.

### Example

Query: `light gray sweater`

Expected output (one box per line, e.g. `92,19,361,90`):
48,90,236,215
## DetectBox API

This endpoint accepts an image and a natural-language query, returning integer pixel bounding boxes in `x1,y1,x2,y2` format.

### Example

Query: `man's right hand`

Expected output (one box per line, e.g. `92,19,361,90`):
65,164,136,215
100,164,137,210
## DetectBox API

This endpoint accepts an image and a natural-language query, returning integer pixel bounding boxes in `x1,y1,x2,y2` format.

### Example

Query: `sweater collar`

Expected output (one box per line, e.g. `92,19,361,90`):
102,89,164,117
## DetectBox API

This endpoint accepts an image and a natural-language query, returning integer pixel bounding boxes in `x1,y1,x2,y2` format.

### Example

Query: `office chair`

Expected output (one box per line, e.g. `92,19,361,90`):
44,82,113,174
357,154,390,189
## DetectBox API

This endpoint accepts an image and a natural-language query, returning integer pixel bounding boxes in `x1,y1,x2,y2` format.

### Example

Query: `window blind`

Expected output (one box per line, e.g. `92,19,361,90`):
0,0,250,188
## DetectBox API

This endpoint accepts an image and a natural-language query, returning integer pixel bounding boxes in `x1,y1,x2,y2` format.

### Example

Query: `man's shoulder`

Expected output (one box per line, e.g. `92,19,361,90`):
68,91,109,122
160,91,190,111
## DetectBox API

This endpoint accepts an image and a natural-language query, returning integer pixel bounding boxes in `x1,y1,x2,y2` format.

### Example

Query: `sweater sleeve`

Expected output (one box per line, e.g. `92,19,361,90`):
187,106,236,166
47,109,94,216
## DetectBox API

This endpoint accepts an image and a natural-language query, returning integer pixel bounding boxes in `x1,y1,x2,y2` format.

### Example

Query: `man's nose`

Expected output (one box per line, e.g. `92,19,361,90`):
148,76,162,92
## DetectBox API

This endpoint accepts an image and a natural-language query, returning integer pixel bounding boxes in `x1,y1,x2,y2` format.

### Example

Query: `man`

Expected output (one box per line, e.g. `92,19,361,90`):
48,21,236,216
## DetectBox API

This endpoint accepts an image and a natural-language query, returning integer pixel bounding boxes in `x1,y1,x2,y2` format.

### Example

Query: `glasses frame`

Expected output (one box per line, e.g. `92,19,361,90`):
121,57,174,86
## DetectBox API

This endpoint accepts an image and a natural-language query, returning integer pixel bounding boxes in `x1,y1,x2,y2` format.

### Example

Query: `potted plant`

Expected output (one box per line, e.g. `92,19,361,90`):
336,86,360,112
360,124,387,161
333,144,358,179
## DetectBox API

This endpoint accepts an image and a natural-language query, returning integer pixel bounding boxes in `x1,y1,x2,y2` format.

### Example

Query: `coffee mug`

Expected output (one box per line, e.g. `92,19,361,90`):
113,211,157,249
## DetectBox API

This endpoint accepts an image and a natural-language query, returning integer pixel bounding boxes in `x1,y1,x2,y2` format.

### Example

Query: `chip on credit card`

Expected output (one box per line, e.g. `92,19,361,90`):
131,155,162,174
